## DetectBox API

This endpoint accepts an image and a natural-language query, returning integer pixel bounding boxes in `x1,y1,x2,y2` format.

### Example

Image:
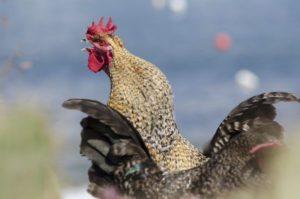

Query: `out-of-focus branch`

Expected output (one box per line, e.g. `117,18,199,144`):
1,16,8,30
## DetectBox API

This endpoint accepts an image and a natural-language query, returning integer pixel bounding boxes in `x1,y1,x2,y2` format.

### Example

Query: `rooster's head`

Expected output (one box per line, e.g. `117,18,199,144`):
84,17,123,73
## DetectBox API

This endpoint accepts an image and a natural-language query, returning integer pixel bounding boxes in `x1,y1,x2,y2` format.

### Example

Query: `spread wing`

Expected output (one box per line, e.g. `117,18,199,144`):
204,92,299,156
63,99,155,197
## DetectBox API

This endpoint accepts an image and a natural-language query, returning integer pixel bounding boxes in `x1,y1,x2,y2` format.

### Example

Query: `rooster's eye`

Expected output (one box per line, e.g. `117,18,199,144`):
92,35,102,42
99,40,106,45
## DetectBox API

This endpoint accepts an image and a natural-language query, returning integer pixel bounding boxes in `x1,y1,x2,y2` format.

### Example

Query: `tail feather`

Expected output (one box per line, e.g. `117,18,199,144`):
204,92,299,156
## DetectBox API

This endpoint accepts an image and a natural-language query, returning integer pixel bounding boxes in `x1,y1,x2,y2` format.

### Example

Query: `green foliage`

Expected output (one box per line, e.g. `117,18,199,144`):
0,106,60,199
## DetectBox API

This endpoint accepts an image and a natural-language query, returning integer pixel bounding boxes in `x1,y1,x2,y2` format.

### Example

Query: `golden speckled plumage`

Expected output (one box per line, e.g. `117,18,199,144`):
105,36,207,171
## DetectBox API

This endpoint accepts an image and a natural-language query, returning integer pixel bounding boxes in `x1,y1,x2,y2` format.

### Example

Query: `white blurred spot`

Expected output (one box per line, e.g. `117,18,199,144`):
61,187,95,199
151,0,166,10
168,0,187,15
235,69,260,92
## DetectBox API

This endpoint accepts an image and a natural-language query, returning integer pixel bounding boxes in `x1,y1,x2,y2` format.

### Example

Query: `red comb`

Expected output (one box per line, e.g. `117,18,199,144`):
86,17,117,40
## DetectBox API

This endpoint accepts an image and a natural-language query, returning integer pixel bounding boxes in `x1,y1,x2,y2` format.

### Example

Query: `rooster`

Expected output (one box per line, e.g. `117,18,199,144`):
63,92,296,198
79,18,300,174
64,17,300,197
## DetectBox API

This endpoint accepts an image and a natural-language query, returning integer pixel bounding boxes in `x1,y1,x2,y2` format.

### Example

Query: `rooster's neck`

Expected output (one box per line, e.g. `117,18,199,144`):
108,48,207,171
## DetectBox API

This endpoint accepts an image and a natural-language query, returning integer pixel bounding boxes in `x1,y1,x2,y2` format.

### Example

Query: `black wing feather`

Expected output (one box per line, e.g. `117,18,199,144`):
63,99,152,197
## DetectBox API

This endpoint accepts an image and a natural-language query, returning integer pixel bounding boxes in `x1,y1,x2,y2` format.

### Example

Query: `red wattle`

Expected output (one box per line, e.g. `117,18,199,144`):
88,49,105,73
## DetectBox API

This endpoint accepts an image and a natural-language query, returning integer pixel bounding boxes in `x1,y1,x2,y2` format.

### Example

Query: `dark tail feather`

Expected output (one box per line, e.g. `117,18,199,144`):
204,92,299,156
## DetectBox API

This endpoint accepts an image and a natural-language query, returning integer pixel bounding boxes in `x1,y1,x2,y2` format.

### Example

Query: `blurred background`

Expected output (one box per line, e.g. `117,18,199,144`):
0,0,299,198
